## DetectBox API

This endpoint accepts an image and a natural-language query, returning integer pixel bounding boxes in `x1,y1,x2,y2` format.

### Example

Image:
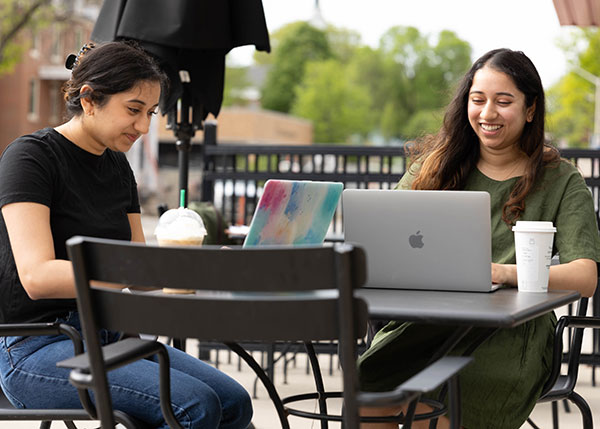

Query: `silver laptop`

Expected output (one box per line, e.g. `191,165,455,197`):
343,189,500,292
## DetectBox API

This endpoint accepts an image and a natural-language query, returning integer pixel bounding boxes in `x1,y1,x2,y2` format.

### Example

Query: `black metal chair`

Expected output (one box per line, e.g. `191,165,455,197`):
57,236,471,429
0,322,141,428
0,322,90,429
527,296,600,429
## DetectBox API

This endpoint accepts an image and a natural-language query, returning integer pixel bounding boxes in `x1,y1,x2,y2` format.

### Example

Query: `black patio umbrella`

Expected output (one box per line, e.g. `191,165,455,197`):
90,0,270,207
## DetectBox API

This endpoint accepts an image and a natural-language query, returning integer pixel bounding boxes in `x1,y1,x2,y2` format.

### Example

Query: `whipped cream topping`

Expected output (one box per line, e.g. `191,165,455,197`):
154,207,207,240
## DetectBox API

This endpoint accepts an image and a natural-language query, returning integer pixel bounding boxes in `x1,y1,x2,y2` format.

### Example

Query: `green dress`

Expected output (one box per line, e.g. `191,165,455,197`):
357,159,600,429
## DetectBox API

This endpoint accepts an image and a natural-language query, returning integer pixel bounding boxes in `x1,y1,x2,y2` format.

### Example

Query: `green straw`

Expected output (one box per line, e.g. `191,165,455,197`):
179,189,186,208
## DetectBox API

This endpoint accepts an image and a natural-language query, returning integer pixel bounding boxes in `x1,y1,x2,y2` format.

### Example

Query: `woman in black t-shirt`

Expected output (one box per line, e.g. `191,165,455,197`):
0,42,252,429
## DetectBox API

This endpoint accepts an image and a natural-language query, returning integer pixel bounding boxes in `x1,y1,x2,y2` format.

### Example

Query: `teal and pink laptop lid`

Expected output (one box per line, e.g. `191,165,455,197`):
243,180,343,247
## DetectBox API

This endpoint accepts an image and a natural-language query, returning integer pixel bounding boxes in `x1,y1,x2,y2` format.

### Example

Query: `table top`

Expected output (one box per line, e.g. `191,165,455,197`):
356,287,580,328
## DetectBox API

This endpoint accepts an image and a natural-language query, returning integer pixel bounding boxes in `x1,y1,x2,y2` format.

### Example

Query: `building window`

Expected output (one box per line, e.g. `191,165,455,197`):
27,78,40,122
74,28,83,52
49,82,60,123
29,30,41,59
51,26,62,63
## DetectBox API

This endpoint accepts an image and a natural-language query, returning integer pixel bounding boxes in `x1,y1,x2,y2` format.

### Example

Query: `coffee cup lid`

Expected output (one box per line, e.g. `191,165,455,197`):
155,207,207,239
512,221,556,233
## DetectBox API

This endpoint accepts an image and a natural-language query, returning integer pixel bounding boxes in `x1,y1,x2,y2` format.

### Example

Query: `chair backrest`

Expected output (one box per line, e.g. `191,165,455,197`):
66,236,369,428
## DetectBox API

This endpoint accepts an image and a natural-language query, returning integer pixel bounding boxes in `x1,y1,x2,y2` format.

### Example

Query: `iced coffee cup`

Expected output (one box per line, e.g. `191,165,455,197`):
512,221,557,293
154,206,206,294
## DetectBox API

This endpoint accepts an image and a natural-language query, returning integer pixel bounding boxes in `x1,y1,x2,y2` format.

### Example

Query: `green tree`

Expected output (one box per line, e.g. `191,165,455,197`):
374,26,471,140
402,108,445,138
291,59,372,143
252,21,306,67
0,0,65,75
222,65,251,107
547,29,600,147
260,22,332,113
547,73,594,148
324,25,362,64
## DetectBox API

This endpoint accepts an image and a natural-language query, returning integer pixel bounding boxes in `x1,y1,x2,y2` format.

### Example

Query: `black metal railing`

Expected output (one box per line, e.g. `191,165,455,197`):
198,122,600,231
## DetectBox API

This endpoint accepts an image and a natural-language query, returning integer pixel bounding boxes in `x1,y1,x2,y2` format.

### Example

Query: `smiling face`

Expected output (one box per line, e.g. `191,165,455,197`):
81,80,161,154
467,66,535,153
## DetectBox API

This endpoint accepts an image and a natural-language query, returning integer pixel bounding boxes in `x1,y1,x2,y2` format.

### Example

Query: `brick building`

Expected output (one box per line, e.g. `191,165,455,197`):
0,8,96,153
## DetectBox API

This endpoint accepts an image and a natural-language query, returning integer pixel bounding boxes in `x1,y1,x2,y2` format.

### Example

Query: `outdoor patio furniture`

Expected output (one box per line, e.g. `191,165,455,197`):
527,293,600,429
0,322,141,428
57,236,471,428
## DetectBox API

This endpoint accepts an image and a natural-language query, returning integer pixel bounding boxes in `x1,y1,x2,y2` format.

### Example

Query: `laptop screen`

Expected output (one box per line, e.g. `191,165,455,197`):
343,189,495,292
244,180,343,247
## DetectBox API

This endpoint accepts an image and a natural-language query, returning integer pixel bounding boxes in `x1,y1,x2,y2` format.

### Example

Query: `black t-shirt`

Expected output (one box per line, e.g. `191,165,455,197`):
0,128,140,323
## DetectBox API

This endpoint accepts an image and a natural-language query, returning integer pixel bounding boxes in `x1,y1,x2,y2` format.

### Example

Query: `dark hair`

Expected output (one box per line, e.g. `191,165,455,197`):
62,41,168,117
408,48,560,225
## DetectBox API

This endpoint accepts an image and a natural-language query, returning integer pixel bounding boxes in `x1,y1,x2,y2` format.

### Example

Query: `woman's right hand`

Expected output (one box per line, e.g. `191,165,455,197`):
491,263,518,286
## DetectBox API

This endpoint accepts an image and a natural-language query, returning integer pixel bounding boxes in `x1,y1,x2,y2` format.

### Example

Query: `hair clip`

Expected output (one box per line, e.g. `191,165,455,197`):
65,42,96,70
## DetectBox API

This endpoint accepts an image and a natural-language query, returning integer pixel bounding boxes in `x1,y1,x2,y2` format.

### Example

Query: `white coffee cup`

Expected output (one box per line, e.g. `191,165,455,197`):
512,221,556,293
154,207,207,294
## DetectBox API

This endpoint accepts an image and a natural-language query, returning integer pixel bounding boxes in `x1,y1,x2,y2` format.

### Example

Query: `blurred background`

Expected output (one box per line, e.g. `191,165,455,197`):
0,0,598,212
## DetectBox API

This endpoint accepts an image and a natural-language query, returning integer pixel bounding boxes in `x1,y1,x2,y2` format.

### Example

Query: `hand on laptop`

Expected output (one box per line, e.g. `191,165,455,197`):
492,263,517,286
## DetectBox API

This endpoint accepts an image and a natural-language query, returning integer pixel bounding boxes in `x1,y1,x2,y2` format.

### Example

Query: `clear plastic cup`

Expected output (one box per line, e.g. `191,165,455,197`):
512,221,556,293
154,207,207,294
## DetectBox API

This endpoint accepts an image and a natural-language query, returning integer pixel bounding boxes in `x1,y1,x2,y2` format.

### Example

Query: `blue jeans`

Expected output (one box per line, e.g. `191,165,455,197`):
0,312,252,429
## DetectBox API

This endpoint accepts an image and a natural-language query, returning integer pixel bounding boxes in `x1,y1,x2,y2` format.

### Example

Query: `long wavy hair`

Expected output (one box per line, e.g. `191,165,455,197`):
407,48,560,225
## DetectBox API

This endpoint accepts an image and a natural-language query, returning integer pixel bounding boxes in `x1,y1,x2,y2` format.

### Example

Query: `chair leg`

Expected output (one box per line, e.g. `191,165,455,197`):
569,391,593,429
304,342,329,429
172,338,185,352
552,401,559,429
447,377,461,429
403,398,418,429
64,422,79,429
39,422,52,429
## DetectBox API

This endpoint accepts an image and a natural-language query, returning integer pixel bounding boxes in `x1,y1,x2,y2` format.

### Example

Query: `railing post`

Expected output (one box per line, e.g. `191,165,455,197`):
201,120,217,202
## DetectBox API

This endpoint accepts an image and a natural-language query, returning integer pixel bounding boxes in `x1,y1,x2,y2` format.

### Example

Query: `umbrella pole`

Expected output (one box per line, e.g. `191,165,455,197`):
173,97,196,208
176,137,191,207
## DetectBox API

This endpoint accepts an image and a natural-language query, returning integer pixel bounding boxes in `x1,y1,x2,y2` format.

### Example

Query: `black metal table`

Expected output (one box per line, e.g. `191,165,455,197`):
357,287,580,327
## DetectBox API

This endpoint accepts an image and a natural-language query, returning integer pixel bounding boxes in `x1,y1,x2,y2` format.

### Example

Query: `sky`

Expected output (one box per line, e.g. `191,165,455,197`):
228,0,582,89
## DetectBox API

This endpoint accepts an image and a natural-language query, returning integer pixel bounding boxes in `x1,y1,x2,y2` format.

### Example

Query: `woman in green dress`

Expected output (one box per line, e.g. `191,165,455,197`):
359,48,600,428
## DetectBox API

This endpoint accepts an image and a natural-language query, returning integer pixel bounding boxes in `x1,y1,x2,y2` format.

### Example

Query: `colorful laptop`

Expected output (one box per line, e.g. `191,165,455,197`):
243,180,343,247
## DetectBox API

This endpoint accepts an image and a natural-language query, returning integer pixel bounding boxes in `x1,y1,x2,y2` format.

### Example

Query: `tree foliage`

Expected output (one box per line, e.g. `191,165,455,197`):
260,22,332,113
222,65,251,107
547,72,594,148
0,0,64,75
256,22,471,143
547,29,600,147
372,26,471,140
291,59,372,143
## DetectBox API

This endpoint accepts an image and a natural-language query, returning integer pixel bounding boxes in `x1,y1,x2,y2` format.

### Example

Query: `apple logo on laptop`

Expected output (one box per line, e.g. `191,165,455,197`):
409,231,424,248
